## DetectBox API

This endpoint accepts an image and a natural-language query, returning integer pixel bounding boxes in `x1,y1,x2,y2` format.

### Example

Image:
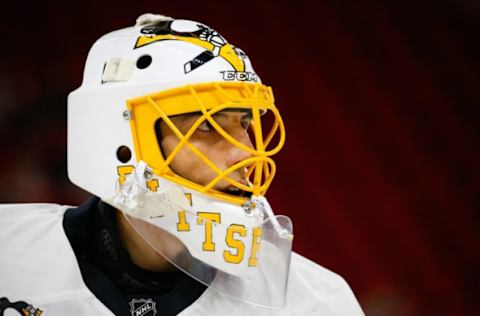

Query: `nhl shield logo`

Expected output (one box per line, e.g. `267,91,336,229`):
129,298,157,316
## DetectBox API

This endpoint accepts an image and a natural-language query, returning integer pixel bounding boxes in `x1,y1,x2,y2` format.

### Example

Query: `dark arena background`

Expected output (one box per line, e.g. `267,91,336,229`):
0,1,478,314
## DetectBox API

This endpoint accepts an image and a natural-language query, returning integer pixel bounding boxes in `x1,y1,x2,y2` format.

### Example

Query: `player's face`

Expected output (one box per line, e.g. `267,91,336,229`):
160,111,254,192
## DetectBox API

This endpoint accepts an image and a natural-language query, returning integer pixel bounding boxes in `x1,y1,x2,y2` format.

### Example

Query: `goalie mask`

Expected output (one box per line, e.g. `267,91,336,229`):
67,13,292,308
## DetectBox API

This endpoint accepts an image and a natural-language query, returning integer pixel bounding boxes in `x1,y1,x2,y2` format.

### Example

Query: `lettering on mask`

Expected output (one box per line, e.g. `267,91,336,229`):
116,165,262,267
220,71,258,82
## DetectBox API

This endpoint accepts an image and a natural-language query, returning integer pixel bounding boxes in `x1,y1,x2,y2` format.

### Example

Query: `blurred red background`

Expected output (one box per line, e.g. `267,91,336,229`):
0,0,478,314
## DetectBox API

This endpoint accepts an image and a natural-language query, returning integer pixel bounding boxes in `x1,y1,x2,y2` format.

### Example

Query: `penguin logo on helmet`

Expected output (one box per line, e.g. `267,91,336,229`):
134,20,247,74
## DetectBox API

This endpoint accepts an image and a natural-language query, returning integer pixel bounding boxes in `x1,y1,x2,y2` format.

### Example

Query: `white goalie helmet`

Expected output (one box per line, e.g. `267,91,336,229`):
67,13,292,308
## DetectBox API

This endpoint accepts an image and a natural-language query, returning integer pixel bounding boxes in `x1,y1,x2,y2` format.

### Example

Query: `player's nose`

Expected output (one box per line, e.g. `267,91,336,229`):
225,127,254,167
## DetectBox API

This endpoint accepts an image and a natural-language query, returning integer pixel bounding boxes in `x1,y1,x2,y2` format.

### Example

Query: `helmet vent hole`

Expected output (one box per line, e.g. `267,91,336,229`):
116,146,132,163
136,55,152,69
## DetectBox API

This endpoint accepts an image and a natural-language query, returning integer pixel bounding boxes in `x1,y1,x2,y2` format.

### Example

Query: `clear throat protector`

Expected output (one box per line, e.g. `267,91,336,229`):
107,161,293,308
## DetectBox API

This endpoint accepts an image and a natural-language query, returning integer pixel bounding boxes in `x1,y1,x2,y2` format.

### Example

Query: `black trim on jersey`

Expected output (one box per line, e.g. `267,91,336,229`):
63,197,207,316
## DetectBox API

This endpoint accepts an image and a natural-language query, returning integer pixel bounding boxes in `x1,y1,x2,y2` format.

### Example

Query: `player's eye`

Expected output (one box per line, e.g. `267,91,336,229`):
198,120,214,132
241,117,252,130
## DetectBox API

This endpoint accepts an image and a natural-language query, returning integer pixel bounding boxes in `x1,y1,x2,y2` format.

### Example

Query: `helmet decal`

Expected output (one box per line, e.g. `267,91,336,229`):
134,20,246,74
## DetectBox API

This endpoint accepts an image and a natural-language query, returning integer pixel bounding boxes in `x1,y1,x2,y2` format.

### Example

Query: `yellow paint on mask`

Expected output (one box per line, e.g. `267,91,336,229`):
135,34,245,71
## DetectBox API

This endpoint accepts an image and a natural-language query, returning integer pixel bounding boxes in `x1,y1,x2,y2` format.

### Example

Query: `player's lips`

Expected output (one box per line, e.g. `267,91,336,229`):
225,187,251,197
219,181,252,197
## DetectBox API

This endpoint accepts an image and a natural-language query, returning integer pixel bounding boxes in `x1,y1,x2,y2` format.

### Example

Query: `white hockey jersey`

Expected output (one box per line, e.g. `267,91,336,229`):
0,203,364,316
